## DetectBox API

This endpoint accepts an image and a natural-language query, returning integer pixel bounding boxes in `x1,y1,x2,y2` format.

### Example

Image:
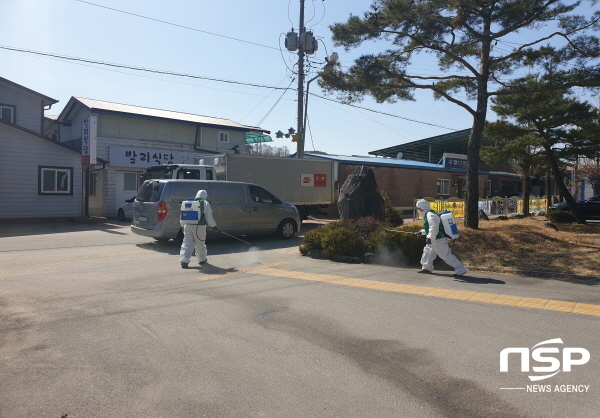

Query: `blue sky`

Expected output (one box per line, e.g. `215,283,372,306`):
2,0,595,156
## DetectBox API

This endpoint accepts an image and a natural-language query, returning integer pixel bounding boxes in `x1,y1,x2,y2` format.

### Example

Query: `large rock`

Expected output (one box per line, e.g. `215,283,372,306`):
338,165,385,220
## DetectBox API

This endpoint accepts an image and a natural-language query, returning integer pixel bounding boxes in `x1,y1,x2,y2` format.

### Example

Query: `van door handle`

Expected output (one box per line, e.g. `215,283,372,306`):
243,206,248,211
252,206,258,211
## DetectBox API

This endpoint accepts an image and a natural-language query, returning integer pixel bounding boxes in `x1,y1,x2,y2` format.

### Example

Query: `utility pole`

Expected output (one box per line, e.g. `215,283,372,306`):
296,0,306,158
285,0,319,158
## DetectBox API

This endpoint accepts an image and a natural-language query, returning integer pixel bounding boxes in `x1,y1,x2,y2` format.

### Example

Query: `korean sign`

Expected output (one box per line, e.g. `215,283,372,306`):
443,153,467,171
301,174,327,187
108,146,197,168
81,116,97,164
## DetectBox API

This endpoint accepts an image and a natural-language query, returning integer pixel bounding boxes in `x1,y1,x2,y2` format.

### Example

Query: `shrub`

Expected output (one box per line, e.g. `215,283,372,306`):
321,228,366,258
547,210,575,224
385,207,404,227
302,221,344,252
370,224,425,265
301,217,423,263
380,190,404,227
340,216,385,240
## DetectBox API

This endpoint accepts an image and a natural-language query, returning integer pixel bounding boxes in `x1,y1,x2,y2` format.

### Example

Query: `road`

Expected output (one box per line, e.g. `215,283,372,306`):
0,221,599,417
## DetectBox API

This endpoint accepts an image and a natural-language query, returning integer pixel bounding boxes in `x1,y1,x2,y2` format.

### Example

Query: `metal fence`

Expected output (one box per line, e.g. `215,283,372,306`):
413,197,551,220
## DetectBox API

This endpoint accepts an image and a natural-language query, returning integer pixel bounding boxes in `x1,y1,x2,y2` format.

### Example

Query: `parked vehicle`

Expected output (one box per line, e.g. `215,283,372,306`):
548,196,600,220
131,179,301,242
117,196,136,221
144,154,336,219
145,164,215,180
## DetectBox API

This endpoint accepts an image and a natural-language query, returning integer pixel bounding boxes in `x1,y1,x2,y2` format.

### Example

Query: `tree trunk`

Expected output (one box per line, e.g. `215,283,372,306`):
464,17,492,230
545,170,552,210
543,144,586,224
522,174,530,216
465,117,484,229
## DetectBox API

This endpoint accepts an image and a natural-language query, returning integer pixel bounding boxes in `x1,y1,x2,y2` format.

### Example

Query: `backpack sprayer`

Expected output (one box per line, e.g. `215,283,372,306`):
385,210,460,239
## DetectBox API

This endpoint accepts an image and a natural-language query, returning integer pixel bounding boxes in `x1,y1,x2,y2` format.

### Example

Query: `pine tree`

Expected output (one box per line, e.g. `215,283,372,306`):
320,0,600,228
485,75,600,224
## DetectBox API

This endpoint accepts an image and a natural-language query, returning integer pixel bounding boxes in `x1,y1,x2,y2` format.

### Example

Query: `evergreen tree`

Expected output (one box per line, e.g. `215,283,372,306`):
485,75,600,224
320,0,600,228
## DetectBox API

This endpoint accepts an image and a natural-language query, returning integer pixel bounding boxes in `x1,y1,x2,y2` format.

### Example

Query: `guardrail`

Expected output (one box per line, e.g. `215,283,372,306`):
413,197,551,220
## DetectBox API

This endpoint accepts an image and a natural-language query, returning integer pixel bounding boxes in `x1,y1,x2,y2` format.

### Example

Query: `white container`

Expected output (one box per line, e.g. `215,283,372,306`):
440,210,460,239
180,199,200,225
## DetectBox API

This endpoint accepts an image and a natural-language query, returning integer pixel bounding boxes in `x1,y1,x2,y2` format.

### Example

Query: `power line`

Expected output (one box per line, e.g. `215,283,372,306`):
76,0,278,51
1,45,457,131
0,45,288,91
310,93,456,130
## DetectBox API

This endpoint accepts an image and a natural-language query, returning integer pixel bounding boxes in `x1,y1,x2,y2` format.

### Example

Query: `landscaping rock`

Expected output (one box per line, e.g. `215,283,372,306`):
338,165,385,221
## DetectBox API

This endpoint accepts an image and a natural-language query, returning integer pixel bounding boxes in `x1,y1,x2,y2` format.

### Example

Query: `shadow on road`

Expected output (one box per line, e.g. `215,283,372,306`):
134,220,326,256
452,276,506,285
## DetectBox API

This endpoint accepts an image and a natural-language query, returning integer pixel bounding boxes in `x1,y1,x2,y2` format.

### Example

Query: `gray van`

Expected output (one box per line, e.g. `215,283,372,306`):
131,180,301,242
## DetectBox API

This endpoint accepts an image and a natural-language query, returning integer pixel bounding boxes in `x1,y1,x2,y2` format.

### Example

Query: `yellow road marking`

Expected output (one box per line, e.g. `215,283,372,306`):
240,267,600,317
196,262,292,281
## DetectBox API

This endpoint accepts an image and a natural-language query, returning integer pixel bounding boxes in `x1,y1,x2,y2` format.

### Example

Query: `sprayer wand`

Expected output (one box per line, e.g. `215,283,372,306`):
384,229,422,236
215,227,254,247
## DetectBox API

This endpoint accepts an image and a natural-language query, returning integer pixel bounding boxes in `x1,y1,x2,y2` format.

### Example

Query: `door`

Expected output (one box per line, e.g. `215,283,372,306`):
248,185,283,235
116,171,141,216
208,183,250,235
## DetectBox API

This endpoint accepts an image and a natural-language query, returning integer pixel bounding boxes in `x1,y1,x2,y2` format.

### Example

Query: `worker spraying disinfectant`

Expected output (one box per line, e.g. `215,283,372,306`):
179,190,217,268
415,199,468,277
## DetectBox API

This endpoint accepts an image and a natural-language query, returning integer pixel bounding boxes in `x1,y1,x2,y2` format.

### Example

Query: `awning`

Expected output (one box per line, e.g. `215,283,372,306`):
245,132,273,143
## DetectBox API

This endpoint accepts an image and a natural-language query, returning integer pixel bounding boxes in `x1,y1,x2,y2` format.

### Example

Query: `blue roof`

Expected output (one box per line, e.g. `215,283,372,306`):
303,153,507,176
305,153,450,172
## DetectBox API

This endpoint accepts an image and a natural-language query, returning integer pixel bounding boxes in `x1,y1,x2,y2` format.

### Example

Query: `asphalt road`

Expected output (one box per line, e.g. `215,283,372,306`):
0,221,599,417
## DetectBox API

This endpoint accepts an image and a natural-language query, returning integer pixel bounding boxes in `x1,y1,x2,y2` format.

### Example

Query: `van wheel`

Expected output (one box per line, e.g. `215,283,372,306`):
117,209,126,221
174,228,184,245
277,219,296,239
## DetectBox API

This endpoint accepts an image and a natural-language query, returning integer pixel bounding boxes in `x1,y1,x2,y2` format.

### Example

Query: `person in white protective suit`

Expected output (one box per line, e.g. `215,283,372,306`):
416,199,468,276
179,190,217,268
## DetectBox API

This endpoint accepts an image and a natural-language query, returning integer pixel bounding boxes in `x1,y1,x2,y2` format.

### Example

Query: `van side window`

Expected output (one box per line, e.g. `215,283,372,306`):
206,170,214,180
249,186,276,204
171,183,208,202
211,184,246,204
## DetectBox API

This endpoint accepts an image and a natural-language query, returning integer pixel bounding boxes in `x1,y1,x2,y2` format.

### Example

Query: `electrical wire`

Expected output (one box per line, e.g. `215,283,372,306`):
309,93,456,130
0,45,288,91
1,46,459,131
76,0,278,51
256,79,296,126
240,75,291,123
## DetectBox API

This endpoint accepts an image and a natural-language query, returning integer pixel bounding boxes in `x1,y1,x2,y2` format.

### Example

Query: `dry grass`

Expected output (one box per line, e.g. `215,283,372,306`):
448,217,600,278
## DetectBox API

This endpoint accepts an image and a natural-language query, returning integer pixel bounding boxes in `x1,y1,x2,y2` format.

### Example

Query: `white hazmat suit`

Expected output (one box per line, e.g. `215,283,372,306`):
416,199,467,276
179,190,217,267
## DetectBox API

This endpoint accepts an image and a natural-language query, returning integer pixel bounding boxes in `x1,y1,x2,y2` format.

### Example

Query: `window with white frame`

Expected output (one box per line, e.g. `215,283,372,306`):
218,131,230,143
89,172,97,197
0,104,15,123
39,166,72,195
124,172,140,191
437,179,450,195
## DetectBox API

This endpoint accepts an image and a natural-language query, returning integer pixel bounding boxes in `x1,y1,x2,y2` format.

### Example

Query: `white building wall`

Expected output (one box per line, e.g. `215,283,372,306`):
0,125,83,218
96,136,198,217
